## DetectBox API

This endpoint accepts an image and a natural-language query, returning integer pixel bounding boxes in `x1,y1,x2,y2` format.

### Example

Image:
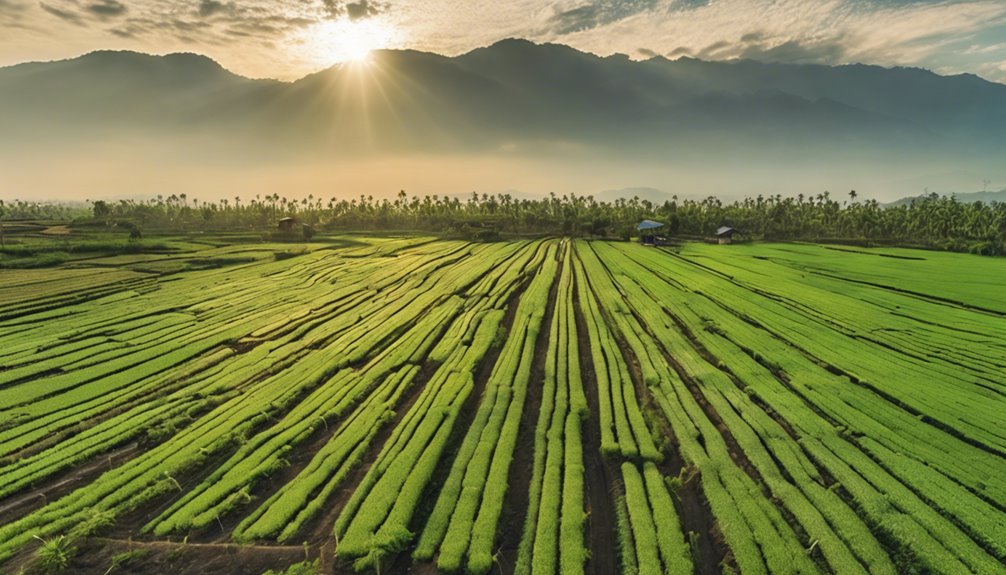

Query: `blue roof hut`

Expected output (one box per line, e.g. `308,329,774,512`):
637,220,665,245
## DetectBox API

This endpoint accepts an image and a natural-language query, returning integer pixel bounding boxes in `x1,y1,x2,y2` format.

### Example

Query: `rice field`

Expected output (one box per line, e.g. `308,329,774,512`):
0,237,1003,575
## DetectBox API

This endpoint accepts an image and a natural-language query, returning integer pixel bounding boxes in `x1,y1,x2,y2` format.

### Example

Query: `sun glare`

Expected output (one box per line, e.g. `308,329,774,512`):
303,18,400,67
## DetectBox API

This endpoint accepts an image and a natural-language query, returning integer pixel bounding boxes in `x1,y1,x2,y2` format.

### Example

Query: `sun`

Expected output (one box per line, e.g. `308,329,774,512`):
303,18,400,66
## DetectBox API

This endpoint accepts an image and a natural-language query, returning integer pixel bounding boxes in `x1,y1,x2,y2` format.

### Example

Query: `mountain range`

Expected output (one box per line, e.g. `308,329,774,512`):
885,189,1006,207
2,39,1004,200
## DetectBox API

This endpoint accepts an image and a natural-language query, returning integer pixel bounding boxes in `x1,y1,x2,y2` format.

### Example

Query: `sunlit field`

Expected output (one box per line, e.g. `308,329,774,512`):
1,236,1003,574
5,1,1006,573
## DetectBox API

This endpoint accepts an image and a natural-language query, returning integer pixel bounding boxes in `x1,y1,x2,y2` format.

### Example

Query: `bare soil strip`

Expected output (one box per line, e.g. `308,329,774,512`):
0,443,141,525
69,537,307,575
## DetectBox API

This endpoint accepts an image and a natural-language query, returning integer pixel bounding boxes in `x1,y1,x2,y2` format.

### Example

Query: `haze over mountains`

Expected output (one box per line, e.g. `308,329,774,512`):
2,39,1005,202
885,189,1006,207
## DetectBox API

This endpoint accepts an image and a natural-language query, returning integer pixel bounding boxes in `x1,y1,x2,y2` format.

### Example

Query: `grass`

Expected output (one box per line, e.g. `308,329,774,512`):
33,535,75,573
262,559,319,575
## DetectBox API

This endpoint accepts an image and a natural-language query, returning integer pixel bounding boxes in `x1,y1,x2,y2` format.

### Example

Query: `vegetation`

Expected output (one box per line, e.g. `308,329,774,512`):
3,190,1006,254
261,560,319,575
33,535,75,573
0,233,1003,574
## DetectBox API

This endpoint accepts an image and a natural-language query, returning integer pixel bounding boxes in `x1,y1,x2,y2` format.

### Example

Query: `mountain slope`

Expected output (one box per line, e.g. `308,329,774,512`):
4,40,1001,154
886,190,1006,207
0,51,279,132
2,39,1005,199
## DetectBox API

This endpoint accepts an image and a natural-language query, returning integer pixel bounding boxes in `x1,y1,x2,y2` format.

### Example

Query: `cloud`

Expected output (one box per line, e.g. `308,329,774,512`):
38,0,125,26
320,0,340,18
39,1,84,25
0,0,30,27
345,0,384,20
86,2,316,48
7,0,1006,84
107,24,138,36
198,0,226,18
0,0,26,16
85,0,125,18
224,15,314,37
740,31,765,43
321,0,386,20
670,0,710,8
547,4,600,34
548,0,1006,82
235,14,313,31
737,35,848,64
542,0,659,34
695,39,731,59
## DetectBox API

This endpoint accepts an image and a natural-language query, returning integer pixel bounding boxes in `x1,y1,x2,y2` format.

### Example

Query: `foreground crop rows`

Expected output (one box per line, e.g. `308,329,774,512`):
0,237,1003,574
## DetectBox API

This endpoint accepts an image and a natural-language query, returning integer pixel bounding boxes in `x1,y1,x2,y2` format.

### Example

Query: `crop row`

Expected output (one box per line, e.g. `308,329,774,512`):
576,241,823,574
569,242,695,575
0,239,529,564
572,251,659,462
513,243,588,575
597,241,1006,573
674,244,1006,451
3,238,1003,575
334,241,557,573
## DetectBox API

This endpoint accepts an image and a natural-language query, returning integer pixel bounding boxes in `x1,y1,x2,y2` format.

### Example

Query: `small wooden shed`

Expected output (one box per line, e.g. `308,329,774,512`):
277,217,297,232
715,226,736,244
637,220,666,245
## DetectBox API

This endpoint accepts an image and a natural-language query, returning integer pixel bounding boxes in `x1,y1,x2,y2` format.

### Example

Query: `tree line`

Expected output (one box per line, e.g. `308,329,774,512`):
2,191,1005,255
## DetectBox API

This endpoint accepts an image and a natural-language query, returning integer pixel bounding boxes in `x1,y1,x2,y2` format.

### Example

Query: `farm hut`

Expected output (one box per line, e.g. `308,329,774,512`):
637,220,666,245
277,217,297,232
715,226,736,244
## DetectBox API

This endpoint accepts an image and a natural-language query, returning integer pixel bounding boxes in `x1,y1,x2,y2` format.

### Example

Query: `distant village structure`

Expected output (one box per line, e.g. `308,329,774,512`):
715,226,736,244
637,220,666,245
277,217,297,232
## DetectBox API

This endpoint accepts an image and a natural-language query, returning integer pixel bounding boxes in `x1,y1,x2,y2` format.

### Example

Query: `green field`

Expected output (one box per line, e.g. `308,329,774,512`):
0,237,1003,575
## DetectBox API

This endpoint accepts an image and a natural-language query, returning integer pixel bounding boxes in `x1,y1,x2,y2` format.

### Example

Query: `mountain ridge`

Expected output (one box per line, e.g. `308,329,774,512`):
5,40,1004,147
2,39,1005,200
7,38,1006,89
886,190,1006,207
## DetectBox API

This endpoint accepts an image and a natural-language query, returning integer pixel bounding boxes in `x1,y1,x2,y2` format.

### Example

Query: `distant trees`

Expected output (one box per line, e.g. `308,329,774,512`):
92,200,111,221
0,200,90,221
2,191,1005,255
0,200,6,250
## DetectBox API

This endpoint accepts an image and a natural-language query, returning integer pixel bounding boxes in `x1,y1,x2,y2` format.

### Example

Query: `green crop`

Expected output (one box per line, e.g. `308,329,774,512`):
0,237,1002,575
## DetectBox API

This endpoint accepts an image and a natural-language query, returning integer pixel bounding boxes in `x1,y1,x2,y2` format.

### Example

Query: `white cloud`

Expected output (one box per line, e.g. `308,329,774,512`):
554,0,1006,66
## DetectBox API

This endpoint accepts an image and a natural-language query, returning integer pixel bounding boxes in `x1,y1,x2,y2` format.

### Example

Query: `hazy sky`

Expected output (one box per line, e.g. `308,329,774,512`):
2,0,1006,82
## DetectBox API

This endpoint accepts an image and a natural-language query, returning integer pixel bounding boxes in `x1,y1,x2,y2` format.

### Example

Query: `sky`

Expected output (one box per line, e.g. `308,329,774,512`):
2,0,1006,82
